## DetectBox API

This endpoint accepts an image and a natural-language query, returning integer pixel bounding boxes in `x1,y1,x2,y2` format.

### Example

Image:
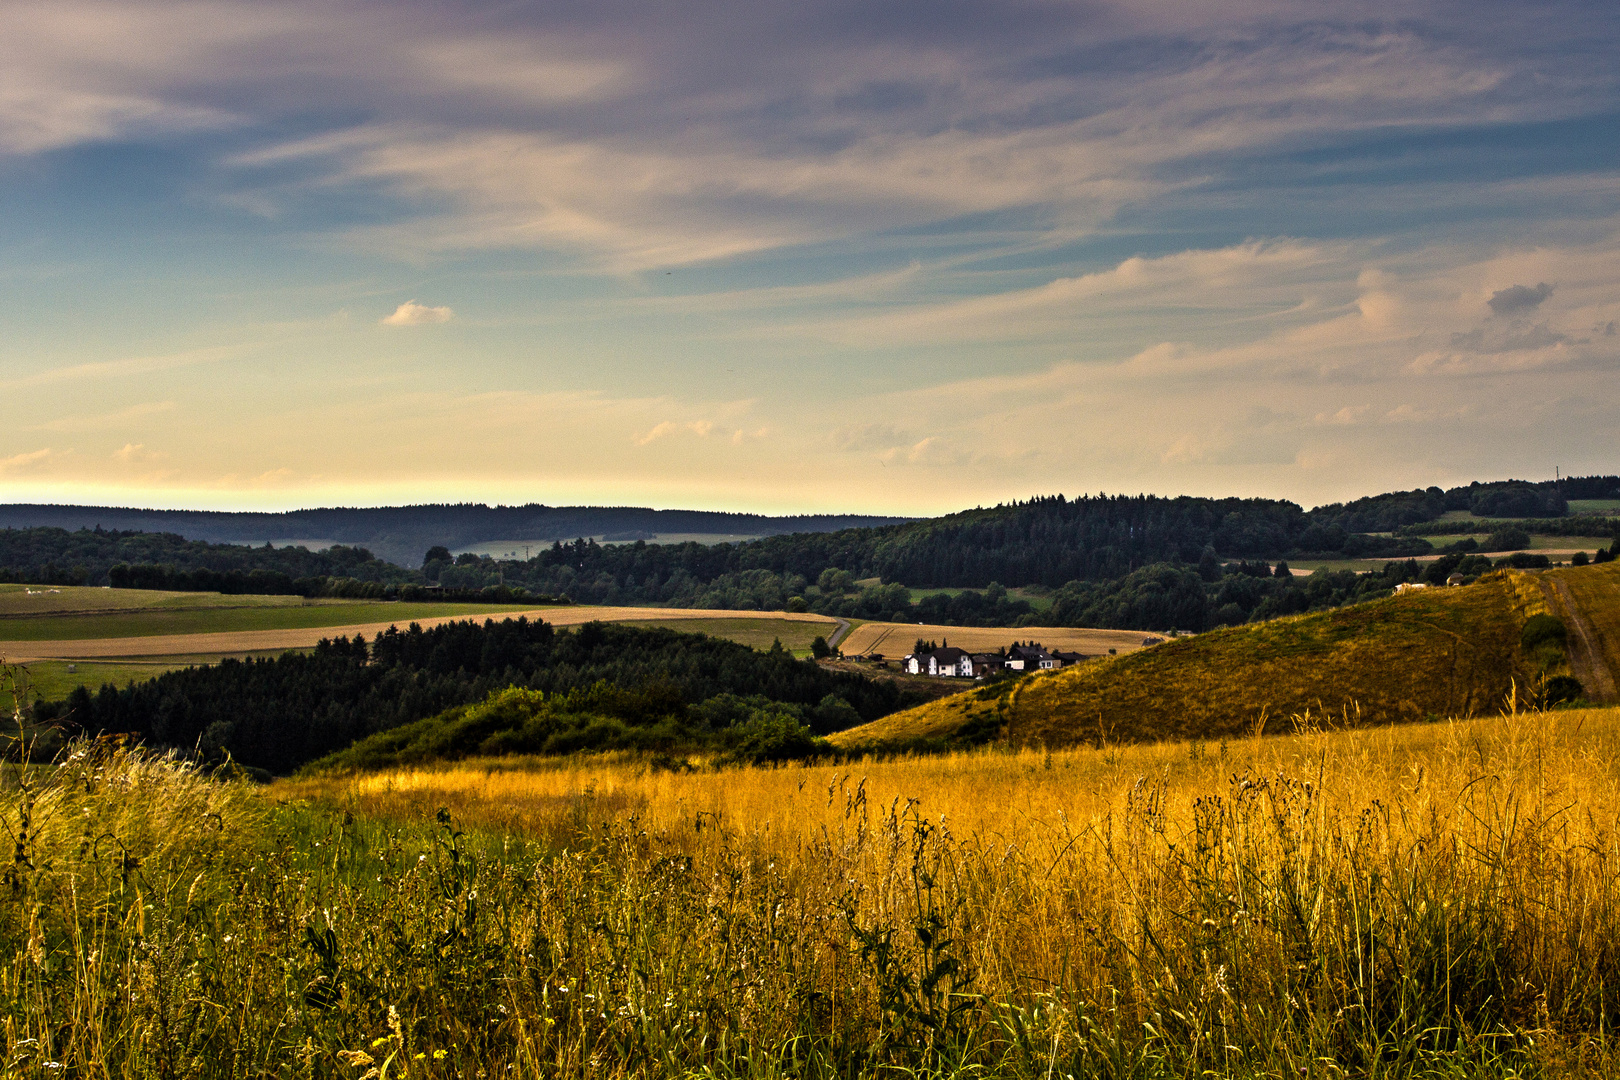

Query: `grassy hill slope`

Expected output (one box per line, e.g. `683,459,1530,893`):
834,565,1620,749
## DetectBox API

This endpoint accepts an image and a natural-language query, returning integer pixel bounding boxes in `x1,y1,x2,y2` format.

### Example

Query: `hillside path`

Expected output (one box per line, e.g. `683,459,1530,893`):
827,617,852,649
1544,578,1618,703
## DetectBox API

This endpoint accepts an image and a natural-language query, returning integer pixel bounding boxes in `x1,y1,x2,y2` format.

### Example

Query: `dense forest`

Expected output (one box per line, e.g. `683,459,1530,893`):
41,619,913,774
432,493,1437,603
5,476,1617,631
0,503,909,565
0,527,409,588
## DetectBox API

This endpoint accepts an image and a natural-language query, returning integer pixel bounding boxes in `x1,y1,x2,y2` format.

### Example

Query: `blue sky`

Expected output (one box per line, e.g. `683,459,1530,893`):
2,0,1617,514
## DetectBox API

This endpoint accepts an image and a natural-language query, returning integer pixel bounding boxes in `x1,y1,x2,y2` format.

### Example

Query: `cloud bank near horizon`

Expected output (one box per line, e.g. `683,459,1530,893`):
0,0,1616,513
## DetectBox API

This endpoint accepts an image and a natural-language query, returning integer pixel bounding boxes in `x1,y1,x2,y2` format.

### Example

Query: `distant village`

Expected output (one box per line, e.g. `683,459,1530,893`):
854,637,1165,679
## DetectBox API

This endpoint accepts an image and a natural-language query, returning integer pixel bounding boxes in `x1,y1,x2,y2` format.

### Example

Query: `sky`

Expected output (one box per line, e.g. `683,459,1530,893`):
1,0,1617,516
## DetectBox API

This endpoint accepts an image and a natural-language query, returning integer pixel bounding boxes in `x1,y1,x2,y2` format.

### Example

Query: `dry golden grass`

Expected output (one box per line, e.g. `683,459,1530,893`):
836,569,1570,749
16,706,1620,1075
284,704,1620,869
282,704,1620,1070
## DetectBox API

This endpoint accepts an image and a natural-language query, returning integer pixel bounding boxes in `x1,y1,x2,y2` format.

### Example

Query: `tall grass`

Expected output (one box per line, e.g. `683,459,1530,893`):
9,708,1620,1076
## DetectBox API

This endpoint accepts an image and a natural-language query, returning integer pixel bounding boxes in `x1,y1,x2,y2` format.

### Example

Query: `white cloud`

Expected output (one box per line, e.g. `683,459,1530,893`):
380,300,454,326
636,419,717,445
0,448,56,475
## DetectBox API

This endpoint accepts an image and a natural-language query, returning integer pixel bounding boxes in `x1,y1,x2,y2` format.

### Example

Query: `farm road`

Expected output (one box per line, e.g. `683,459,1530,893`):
0,605,841,664
1544,578,1618,703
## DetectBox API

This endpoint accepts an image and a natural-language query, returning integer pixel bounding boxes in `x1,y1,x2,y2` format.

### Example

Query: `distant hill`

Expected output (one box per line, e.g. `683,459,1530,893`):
0,504,913,566
832,562,1620,750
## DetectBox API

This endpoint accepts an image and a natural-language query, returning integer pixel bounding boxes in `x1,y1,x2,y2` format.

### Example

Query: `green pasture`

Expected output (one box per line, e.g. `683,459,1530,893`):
903,585,1055,611
0,598,541,641
0,583,344,617
1284,559,1382,574
5,659,192,712
617,617,836,656
1569,499,1620,515
1422,534,1615,553
3,650,315,713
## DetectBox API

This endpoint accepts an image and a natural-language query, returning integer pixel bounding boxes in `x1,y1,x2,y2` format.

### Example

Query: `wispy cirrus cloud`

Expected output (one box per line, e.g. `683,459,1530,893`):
13,345,250,388
29,400,177,433
2,0,1619,510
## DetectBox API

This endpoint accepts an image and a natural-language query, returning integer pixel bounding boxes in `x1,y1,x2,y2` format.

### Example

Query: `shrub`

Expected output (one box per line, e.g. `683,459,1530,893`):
720,713,827,764
1484,526,1533,552
1521,613,1568,651
1538,674,1585,707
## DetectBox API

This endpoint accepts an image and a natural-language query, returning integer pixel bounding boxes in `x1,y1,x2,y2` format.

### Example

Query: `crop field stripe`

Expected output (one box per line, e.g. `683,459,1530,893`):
840,620,1156,657
0,605,841,661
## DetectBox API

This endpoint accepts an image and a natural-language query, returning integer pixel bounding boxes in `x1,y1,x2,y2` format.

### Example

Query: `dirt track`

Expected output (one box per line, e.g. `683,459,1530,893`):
1544,578,1619,702
0,606,839,663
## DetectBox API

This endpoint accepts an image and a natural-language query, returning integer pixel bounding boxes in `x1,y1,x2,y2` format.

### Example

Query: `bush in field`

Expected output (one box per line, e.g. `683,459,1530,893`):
1483,525,1532,551
719,712,827,764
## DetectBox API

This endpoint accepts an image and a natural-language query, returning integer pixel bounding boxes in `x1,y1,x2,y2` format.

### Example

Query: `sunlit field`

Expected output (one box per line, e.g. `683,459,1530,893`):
10,706,1609,1076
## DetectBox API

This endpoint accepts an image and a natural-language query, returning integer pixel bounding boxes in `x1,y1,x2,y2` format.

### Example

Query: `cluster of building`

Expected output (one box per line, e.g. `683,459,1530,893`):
900,642,1090,679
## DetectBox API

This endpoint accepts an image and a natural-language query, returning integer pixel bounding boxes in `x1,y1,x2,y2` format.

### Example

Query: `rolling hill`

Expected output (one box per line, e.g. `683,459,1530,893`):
832,561,1620,749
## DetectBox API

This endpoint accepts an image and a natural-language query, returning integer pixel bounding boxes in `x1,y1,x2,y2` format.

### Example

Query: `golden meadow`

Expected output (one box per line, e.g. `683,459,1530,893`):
9,704,1620,1077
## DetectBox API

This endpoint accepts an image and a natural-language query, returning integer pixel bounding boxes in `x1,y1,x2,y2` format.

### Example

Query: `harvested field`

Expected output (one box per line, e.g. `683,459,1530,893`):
615,616,832,653
0,597,545,641
839,619,1160,658
0,605,840,664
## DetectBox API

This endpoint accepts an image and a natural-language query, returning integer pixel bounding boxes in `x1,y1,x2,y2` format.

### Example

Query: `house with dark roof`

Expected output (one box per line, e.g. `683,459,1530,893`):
1006,643,1055,671
904,646,973,676
969,653,1006,678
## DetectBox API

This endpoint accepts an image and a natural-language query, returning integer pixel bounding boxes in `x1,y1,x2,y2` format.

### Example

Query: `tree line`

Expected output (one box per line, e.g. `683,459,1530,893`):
0,503,911,566
38,618,913,774
0,527,408,587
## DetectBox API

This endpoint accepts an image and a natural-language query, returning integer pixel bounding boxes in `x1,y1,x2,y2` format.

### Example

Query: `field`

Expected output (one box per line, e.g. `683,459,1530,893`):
6,657,251,705
0,584,542,642
903,586,1056,611
841,620,1155,658
616,616,833,653
834,564,1610,749
456,533,766,558
1415,533,1614,554
0,593,842,709
10,706,1620,1077
0,582,344,616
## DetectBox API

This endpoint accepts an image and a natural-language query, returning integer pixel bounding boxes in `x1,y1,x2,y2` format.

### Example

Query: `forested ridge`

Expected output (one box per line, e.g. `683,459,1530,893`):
0,503,910,565
43,618,911,774
5,475,1617,632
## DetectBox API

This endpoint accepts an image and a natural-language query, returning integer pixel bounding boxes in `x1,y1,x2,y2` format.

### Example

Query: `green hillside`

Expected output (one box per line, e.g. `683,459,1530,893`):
834,564,1620,749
